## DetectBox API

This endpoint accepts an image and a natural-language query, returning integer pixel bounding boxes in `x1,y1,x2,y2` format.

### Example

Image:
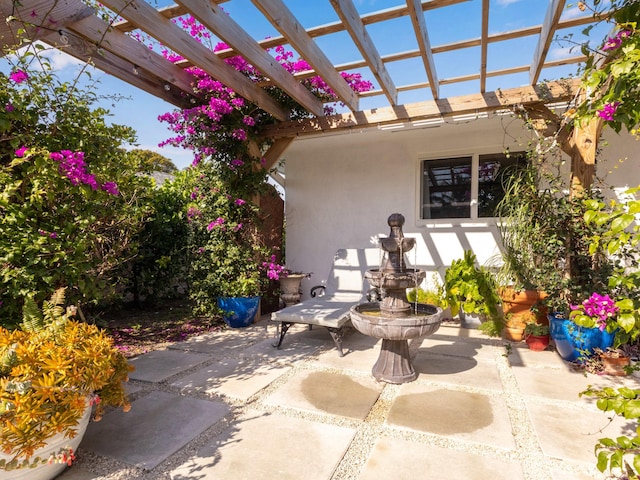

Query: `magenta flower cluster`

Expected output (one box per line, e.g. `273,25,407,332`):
262,255,288,280
570,292,619,331
9,69,28,84
602,29,632,51
48,150,119,196
597,101,620,121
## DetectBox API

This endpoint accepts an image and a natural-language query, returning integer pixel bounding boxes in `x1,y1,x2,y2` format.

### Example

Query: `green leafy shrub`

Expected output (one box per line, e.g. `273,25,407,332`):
0,52,154,325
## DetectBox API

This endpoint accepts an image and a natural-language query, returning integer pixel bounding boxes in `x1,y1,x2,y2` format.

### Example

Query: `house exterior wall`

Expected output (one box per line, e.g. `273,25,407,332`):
280,114,640,298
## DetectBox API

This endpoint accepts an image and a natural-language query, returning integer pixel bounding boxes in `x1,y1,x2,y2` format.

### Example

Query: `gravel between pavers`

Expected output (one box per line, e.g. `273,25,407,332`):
68,324,603,480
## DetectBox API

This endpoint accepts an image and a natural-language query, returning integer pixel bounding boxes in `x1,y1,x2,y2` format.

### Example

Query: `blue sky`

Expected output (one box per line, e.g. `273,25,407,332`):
2,0,612,170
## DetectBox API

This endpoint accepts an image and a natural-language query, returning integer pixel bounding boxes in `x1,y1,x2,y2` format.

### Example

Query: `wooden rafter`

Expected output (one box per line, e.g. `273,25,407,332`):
251,0,359,112
479,0,489,93
330,0,398,105
99,0,289,121
175,0,325,117
530,0,566,85
407,0,439,99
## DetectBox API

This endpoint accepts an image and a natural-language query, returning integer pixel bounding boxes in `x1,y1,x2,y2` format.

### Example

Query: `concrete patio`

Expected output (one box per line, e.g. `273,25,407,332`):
59,316,639,480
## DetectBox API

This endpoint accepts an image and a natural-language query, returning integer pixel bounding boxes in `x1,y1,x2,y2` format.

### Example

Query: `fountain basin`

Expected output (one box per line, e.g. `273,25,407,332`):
350,302,442,340
350,302,443,384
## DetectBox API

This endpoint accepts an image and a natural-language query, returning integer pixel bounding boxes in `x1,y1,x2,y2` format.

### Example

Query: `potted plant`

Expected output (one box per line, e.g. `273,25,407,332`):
445,250,501,328
550,292,630,362
0,289,132,477
262,255,312,307
524,322,550,351
503,310,536,342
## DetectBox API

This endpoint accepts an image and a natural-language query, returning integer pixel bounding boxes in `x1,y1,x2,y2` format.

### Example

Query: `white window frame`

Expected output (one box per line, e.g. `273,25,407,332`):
415,149,524,226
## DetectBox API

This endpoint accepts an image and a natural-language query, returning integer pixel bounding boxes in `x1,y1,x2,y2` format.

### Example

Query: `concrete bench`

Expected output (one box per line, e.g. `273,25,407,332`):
271,248,381,356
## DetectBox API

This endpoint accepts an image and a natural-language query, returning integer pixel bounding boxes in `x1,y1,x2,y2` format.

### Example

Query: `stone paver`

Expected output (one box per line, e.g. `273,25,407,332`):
241,336,325,362
526,399,635,465
171,357,291,400
169,412,356,480
419,332,501,359
386,383,516,450
358,437,525,480
128,349,211,382
412,351,503,390
312,340,381,373
81,391,229,469
264,369,383,419
169,329,264,354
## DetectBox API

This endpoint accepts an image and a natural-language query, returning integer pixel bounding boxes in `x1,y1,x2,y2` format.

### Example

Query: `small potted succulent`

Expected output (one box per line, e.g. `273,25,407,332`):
0,289,132,477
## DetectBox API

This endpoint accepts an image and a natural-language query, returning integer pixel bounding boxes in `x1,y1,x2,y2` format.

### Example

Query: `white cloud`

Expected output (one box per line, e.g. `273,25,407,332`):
496,0,522,6
547,46,575,61
10,41,85,73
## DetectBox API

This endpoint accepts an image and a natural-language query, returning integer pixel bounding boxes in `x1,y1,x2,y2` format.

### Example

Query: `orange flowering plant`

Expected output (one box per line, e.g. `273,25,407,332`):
0,289,133,471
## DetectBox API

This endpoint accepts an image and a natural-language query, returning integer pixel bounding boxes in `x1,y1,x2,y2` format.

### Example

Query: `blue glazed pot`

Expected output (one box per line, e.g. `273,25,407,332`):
217,296,260,328
549,313,616,362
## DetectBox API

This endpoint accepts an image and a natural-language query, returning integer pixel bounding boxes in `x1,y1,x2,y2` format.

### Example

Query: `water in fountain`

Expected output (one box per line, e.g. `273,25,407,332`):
350,213,443,384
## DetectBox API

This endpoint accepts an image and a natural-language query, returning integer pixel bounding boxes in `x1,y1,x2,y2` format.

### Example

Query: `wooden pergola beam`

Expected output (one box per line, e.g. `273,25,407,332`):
330,0,398,105
99,0,289,121
260,78,580,139
262,137,295,170
251,0,360,112
66,14,198,99
176,0,325,117
407,0,439,99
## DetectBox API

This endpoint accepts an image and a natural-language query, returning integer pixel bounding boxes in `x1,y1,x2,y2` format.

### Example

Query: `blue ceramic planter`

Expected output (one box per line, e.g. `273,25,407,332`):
549,313,616,362
217,296,260,328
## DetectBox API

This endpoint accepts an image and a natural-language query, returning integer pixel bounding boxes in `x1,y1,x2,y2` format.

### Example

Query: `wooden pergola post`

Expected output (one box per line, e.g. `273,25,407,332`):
567,116,604,195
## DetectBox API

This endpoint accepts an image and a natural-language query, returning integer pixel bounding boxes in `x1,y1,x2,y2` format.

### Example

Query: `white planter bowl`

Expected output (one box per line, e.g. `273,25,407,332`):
0,401,91,480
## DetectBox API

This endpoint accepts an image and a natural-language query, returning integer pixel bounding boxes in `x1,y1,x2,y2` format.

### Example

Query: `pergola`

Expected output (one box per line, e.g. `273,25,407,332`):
0,0,605,181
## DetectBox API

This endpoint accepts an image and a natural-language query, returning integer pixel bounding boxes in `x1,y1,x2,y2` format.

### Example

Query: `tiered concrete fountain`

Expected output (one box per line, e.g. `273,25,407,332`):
350,213,442,384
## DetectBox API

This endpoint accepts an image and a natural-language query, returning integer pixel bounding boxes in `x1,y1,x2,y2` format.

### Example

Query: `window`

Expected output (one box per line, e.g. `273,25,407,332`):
420,151,526,220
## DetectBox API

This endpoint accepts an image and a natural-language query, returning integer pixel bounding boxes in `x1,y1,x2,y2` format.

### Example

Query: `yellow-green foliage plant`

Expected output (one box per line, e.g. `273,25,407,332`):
0,289,133,471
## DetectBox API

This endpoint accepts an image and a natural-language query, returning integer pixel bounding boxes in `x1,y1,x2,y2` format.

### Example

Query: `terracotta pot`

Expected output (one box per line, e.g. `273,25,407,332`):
503,325,525,342
525,334,550,352
500,288,548,325
601,354,631,376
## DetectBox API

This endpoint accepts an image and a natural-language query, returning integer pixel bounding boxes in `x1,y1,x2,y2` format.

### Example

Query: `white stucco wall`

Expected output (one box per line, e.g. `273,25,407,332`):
279,113,640,298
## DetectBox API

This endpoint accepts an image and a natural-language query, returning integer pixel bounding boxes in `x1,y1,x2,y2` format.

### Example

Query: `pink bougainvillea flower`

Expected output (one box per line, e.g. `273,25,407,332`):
9,69,29,84
597,102,620,121
101,181,120,196
15,146,27,157
49,232,58,239
206,217,225,231
5,103,14,112
234,198,246,206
